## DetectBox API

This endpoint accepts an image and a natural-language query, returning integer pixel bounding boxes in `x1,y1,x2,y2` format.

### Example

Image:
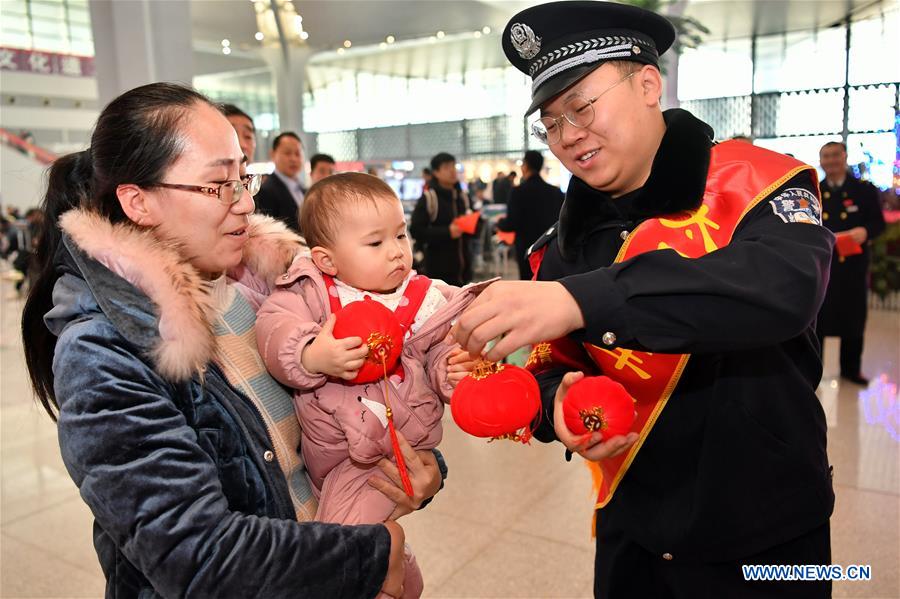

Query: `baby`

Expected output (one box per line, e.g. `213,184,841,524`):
256,172,487,598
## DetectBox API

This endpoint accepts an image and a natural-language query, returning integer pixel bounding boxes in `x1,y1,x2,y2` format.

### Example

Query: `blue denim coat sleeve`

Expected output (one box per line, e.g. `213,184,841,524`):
53,319,391,599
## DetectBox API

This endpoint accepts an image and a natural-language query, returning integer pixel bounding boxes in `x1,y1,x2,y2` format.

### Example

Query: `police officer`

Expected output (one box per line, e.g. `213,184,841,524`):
816,141,886,385
452,2,835,597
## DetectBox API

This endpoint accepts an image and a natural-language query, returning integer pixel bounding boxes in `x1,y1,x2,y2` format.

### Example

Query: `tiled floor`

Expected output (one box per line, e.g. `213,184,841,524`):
2,271,898,598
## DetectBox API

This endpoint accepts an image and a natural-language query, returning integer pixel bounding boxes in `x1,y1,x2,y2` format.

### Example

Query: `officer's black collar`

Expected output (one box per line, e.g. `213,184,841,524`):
558,108,713,259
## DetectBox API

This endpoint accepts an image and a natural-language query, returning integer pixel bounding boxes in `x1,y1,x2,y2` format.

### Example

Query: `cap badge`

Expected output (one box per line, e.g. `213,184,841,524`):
510,23,541,60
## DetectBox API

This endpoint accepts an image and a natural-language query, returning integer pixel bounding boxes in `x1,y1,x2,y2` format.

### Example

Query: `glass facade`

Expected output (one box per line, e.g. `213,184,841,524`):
302,66,530,133
677,9,899,188
0,0,93,56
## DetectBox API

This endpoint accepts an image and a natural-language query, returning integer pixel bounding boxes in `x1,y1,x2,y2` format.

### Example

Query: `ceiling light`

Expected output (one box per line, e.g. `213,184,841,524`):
337,47,345,54
221,39,230,47
379,42,387,49
473,31,482,38
300,31,309,40
482,26,491,34
222,47,232,55
343,40,352,48
254,31,264,41
436,31,445,39
386,35,395,44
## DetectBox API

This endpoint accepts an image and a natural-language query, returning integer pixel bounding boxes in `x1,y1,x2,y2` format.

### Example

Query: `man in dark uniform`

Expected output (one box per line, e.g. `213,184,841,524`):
453,2,835,597
816,141,886,385
496,150,565,279
410,152,473,286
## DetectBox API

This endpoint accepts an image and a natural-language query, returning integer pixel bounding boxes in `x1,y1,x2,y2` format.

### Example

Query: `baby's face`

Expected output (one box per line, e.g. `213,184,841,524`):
328,197,412,293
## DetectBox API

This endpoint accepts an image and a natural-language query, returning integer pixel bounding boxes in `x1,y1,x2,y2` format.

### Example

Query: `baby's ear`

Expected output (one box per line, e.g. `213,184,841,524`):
310,246,337,275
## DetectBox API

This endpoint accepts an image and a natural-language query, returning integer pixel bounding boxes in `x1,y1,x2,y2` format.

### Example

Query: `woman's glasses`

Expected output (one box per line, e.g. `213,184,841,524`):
153,174,261,205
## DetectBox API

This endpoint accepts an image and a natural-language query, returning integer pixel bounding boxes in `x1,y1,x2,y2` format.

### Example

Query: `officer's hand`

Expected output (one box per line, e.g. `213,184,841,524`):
553,371,639,462
449,223,463,239
848,226,867,245
451,280,585,361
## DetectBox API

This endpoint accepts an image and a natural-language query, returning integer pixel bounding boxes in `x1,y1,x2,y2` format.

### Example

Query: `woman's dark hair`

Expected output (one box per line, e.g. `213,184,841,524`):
22,82,216,420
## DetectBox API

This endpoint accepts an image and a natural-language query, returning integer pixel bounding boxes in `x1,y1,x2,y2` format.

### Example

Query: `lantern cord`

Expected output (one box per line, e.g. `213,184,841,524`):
381,356,414,498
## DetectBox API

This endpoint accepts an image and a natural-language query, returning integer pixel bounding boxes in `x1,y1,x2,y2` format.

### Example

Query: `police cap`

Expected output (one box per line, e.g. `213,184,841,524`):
502,1,676,115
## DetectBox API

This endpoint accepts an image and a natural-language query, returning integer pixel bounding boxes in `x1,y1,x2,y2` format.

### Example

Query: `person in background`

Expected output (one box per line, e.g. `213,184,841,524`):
491,171,511,204
816,140,886,385
421,167,433,191
310,153,336,184
222,103,257,162
411,152,472,286
496,150,564,279
255,132,305,234
507,170,518,189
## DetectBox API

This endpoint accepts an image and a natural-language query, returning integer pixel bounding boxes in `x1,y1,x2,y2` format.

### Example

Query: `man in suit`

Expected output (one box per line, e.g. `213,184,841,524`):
496,150,565,279
255,132,305,233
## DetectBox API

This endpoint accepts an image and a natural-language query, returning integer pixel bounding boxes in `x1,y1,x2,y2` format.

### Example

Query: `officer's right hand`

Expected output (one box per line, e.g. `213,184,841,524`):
553,371,639,462
449,223,463,239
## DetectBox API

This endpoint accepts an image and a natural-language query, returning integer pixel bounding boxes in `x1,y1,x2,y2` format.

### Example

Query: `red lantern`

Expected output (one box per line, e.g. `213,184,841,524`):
451,361,541,443
331,297,404,384
562,376,635,439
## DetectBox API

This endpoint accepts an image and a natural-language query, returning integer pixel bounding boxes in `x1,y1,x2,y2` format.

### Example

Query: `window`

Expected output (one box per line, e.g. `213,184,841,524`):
0,0,94,55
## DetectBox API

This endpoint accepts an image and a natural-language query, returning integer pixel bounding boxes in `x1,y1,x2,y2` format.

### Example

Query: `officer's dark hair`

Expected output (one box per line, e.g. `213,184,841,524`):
523,150,544,174
221,103,255,131
430,152,456,172
22,82,217,421
273,131,302,151
310,153,335,170
608,59,652,76
821,141,847,152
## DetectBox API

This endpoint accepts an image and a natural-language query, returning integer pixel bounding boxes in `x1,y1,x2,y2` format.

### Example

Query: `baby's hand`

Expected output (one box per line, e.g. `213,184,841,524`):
301,314,369,380
446,347,478,388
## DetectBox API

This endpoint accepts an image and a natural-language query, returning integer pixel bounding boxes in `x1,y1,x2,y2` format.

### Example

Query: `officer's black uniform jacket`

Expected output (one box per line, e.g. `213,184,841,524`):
531,109,836,562
817,174,886,337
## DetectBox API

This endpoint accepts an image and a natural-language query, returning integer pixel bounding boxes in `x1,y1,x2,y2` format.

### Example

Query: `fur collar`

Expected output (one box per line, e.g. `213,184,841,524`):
59,209,303,381
558,108,713,258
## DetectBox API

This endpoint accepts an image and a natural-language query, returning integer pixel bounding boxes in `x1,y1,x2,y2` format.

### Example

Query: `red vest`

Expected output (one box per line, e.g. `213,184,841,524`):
526,141,818,508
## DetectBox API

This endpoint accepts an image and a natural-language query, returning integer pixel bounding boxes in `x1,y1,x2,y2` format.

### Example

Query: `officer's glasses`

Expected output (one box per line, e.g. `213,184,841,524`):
531,71,637,145
153,174,261,205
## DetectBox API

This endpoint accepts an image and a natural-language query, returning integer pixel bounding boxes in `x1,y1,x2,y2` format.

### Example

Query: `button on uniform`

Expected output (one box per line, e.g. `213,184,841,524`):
620,230,629,240
662,553,673,561
263,450,275,462
602,331,617,346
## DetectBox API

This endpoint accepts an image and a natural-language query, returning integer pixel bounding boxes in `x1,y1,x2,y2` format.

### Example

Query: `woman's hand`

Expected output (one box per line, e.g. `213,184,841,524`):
368,431,442,520
553,371,639,462
380,520,406,598
446,347,477,388
300,314,369,380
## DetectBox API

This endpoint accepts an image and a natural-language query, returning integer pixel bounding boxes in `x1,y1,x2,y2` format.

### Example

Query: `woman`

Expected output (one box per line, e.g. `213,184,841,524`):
21,82,442,598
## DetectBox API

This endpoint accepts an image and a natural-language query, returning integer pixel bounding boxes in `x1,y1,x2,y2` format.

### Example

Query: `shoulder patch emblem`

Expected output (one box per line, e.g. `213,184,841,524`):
769,188,821,225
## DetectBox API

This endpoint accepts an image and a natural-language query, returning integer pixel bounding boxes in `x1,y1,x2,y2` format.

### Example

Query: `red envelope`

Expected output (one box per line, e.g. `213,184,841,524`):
496,231,516,245
453,211,481,235
835,232,863,257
